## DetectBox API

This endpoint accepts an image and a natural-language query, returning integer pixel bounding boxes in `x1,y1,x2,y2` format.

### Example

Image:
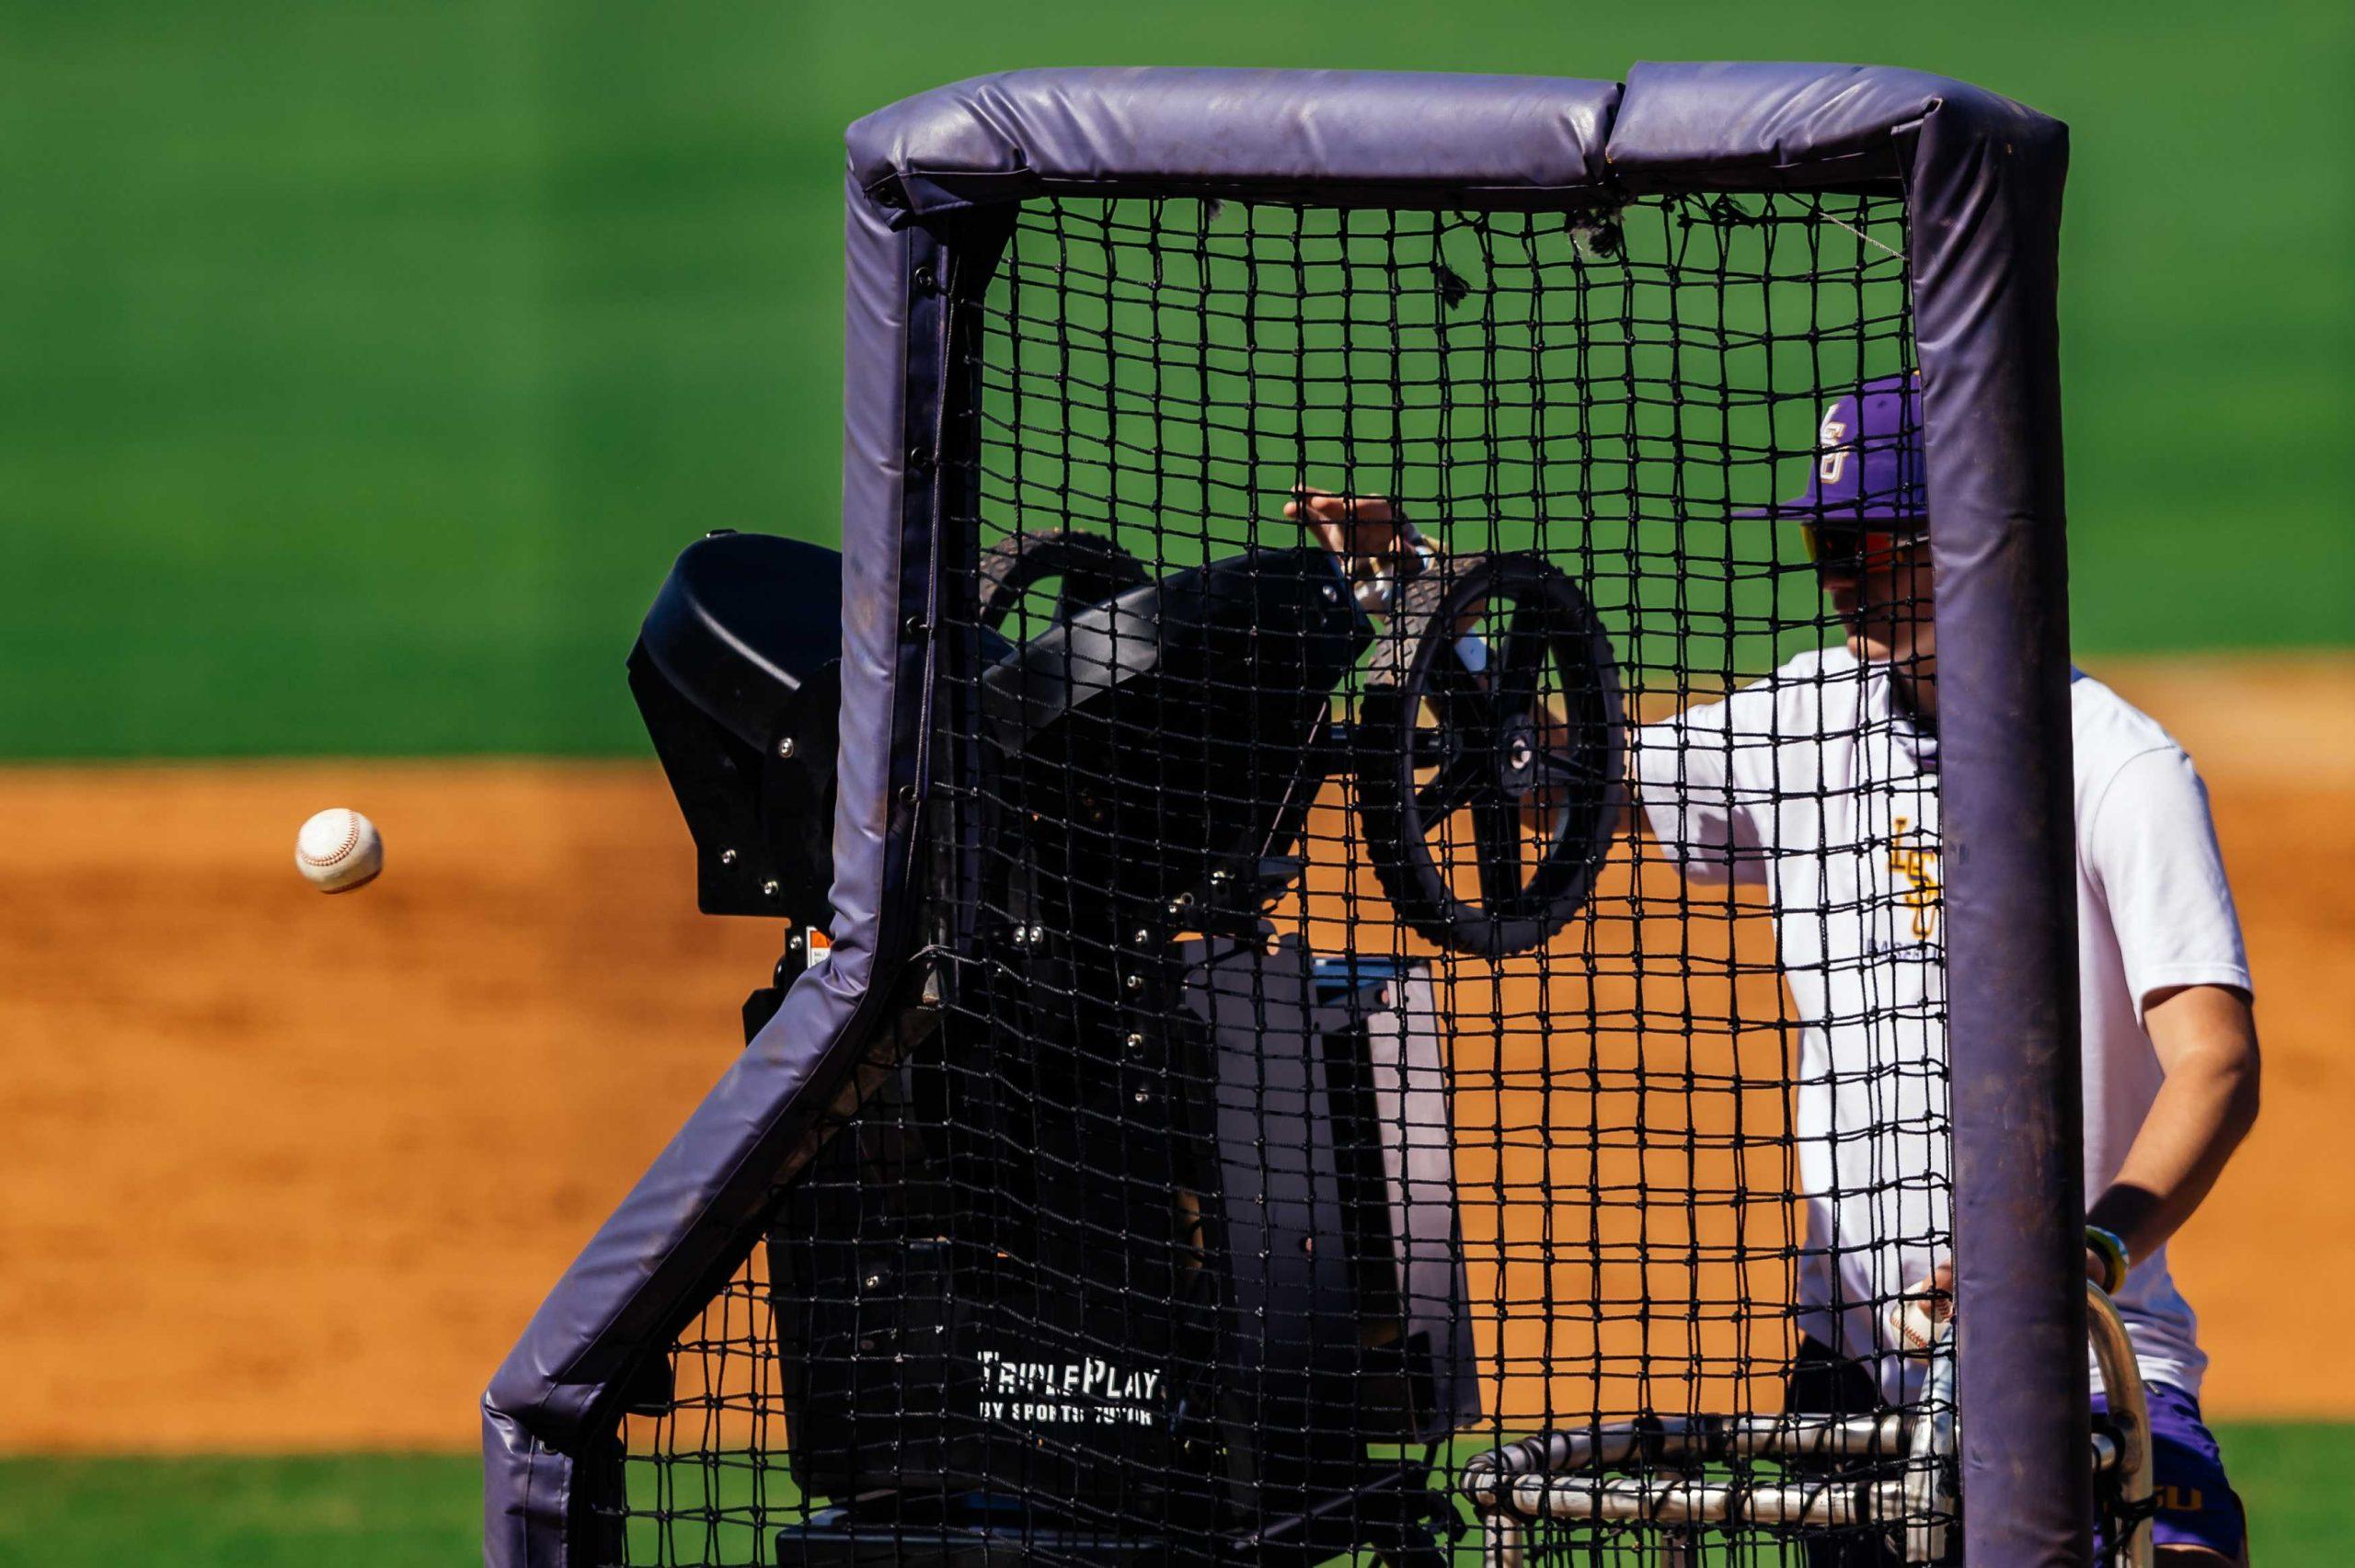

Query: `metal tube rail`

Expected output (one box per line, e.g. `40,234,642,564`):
1494,1471,1908,1530
2087,1281,2154,1568
1461,1281,2154,1567
1458,1412,1916,1500
1458,1398,1953,1566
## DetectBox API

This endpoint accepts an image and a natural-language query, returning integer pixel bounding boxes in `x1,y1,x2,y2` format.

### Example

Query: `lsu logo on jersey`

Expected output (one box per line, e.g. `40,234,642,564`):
1887,814,1940,942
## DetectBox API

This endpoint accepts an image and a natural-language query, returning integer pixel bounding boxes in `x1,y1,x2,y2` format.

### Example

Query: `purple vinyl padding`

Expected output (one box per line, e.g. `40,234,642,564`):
480,182,948,1565
486,63,2082,1566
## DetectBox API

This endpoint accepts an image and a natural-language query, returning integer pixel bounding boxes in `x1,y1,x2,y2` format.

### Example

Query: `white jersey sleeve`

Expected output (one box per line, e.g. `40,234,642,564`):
1631,655,1845,887
2081,745,2253,1016
1631,694,1771,886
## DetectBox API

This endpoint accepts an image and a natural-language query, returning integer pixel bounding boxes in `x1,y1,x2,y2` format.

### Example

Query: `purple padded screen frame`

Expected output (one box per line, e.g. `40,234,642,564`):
483,63,2081,1567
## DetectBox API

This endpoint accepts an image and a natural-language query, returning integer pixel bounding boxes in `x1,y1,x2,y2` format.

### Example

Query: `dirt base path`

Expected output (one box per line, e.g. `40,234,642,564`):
3,655,2348,1450
0,762,784,1451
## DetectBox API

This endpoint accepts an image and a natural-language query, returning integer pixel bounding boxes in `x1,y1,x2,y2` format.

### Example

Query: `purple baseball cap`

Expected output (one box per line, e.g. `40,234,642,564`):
1751,372,1927,525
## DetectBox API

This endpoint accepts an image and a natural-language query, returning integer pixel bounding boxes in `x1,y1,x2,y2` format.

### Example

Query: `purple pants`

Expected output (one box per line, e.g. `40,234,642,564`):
2093,1379,2246,1561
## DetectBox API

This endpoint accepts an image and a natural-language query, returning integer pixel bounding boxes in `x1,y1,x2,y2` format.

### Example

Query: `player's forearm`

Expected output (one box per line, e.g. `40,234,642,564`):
2087,986,2261,1267
1617,749,1646,841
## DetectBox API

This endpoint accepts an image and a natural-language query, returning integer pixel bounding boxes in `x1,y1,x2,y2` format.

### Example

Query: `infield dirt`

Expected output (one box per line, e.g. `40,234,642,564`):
3,655,2348,1451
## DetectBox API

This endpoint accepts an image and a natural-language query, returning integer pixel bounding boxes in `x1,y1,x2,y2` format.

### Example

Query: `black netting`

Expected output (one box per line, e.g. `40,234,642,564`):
593,189,2055,1566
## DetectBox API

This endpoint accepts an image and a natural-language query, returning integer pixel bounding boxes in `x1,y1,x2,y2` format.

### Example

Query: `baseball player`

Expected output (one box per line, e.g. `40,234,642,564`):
1291,378,2260,1563
1638,373,2257,1566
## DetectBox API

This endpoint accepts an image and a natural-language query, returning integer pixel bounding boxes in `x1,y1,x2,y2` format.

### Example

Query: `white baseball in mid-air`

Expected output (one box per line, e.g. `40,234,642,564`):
294,807,384,893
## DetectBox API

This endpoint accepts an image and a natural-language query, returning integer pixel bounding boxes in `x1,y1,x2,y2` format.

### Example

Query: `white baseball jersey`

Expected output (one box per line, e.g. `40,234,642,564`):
1633,647,2250,1402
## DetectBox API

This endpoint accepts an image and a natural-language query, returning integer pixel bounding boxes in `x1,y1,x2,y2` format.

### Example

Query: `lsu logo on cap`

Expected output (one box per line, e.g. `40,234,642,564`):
1817,403,1854,486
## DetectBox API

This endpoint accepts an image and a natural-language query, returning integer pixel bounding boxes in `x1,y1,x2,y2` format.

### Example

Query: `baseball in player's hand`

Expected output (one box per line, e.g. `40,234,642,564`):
1894,1252,2106,1353
1889,1261,1956,1355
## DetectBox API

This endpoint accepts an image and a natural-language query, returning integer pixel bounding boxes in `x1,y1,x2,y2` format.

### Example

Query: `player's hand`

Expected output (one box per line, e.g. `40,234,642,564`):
1284,485,1414,565
1889,1260,1955,1355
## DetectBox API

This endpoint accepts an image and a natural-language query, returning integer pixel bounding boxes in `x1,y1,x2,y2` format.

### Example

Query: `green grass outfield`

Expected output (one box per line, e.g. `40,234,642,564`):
1,1429,2345,1563
3,2,2349,758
